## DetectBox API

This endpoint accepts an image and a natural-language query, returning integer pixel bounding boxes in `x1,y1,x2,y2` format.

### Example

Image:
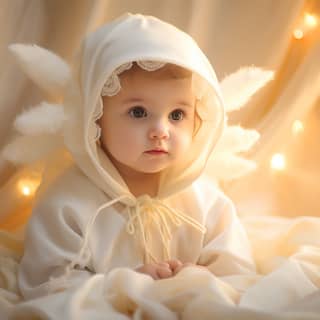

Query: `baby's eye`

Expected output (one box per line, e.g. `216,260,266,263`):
169,109,185,121
128,106,147,118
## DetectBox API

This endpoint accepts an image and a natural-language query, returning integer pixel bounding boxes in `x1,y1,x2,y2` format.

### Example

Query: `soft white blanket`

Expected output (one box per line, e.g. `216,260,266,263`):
1,216,320,320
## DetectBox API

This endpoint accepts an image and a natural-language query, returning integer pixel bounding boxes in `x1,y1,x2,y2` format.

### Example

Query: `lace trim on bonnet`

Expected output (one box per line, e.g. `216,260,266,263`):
101,61,166,97
92,60,166,141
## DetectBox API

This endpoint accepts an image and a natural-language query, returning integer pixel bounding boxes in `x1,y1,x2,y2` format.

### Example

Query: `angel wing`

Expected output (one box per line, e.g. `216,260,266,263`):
2,134,64,164
204,67,274,182
13,102,65,136
2,44,70,164
221,67,274,112
9,44,70,97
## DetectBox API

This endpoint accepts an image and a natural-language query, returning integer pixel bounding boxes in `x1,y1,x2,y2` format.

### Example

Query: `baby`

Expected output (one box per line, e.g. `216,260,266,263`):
17,13,255,301
99,62,201,279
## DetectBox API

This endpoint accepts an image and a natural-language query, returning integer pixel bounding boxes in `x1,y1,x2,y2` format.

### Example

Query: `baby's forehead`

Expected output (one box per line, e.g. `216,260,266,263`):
120,63,194,92
119,67,195,99
101,61,204,100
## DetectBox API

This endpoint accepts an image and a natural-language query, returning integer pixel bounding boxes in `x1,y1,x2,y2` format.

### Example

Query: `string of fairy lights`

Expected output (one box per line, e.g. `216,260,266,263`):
5,10,320,207
270,11,318,171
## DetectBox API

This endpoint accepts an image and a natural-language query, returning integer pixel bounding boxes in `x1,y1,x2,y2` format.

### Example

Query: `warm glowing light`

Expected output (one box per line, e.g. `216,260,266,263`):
293,29,304,39
22,186,31,196
304,13,318,28
18,179,40,197
270,153,286,171
292,120,304,134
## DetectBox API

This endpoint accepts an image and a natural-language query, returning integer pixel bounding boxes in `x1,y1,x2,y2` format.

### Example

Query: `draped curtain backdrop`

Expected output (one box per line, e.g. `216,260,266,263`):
0,0,319,227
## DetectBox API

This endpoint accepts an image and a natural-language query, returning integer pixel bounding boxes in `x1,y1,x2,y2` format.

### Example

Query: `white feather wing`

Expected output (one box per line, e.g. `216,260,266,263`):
14,102,65,135
2,45,70,164
204,66,274,182
9,44,71,96
220,67,274,112
214,126,260,154
2,135,63,164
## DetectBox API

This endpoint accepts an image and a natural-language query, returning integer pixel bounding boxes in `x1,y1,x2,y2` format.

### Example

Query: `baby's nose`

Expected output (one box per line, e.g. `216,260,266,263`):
148,121,169,139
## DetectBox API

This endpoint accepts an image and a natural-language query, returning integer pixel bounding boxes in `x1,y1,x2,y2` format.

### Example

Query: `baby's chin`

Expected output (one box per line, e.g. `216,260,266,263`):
135,157,183,174
135,165,170,174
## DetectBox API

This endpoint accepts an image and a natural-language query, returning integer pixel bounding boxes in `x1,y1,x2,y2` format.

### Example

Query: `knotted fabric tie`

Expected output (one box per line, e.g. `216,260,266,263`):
126,195,206,263
49,194,206,292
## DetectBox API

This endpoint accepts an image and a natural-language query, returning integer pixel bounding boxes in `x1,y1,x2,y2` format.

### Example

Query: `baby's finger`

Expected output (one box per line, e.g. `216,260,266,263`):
156,266,172,279
172,264,184,276
146,266,160,280
166,259,182,270
136,265,159,280
157,262,170,268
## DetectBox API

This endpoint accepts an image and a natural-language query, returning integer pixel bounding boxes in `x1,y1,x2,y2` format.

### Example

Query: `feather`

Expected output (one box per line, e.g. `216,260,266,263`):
220,67,274,112
9,44,71,96
14,102,65,135
214,126,260,153
205,153,257,181
1,135,63,164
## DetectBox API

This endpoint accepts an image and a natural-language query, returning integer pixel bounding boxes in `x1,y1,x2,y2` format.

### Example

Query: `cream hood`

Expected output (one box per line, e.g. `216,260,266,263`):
63,13,225,205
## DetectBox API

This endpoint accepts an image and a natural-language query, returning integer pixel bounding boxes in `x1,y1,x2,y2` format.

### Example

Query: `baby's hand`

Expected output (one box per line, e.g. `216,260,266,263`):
135,259,183,280
172,262,208,276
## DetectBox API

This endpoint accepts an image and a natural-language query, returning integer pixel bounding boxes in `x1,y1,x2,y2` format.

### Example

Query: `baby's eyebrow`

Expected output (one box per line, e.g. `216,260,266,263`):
122,97,145,105
122,97,194,108
175,100,193,108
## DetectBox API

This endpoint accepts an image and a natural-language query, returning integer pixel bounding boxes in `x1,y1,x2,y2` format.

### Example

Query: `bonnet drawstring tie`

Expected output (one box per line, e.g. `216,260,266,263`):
77,194,206,266
49,194,206,292
126,195,206,263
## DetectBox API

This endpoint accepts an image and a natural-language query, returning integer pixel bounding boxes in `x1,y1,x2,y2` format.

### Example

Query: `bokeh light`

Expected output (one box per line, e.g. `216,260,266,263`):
270,153,286,171
292,120,304,135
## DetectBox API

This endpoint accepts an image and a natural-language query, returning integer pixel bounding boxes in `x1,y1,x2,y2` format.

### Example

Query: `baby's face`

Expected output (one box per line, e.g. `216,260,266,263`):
99,66,196,175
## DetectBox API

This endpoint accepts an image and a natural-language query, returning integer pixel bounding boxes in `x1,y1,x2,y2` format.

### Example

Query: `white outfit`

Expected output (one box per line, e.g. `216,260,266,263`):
14,13,256,319
19,165,254,300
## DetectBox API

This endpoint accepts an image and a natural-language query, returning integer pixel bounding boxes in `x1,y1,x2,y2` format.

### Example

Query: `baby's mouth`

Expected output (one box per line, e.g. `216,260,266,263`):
144,149,168,155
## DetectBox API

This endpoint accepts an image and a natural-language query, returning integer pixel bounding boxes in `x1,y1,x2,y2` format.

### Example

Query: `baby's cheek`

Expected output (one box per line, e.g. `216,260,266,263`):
180,131,193,150
171,134,192,162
